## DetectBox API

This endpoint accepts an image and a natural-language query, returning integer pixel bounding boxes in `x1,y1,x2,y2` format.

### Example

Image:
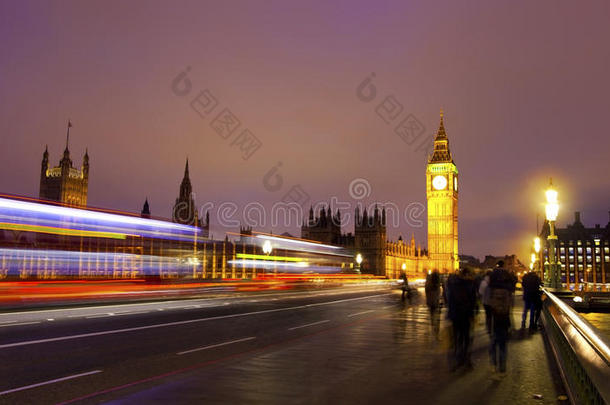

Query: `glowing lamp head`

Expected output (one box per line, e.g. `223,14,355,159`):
545,188,558,204
262,240,273,255
545,202,559,221
531,253,536,263
356,253,363,265
401,263,406,271
529,262,533,270
534,237,541,253
544,183,559,221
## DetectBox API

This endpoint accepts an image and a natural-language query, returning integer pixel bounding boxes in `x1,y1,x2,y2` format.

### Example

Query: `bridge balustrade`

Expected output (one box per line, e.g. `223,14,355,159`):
542,288,610,405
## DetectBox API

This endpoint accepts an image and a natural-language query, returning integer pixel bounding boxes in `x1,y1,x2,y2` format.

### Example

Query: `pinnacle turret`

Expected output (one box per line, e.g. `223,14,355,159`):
428,109,453,164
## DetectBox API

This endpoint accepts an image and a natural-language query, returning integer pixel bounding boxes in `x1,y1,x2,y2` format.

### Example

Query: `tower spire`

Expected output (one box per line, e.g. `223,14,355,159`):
141,198,151,218
428,108,452,163
435,108,447,140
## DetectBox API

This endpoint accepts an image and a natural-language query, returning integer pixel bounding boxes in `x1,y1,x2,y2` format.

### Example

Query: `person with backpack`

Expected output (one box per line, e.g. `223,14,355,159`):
488,260,515,375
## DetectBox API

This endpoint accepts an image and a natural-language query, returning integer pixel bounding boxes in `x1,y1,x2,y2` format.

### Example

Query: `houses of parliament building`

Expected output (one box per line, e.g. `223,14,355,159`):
35,112,460,279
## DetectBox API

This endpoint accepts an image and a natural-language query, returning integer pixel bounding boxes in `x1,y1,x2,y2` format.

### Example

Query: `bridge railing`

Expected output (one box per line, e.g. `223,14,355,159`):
542,288,610,405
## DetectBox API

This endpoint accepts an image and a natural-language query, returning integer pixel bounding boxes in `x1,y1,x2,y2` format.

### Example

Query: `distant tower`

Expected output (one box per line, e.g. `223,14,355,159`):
426,110,459,272
172,159,210,237
141,198,151,218
354,205,387,275
39,121,89,206
300,203,341,244
173,159,197,225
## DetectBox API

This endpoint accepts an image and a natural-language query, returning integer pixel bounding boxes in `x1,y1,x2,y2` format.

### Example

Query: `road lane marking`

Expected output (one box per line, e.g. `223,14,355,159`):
348,310,374,317
0,293,390,349
68,314,103,318
288,320,330,330
0,322,40,328
83,311,148,319
0,370,102,396
177,337,256,355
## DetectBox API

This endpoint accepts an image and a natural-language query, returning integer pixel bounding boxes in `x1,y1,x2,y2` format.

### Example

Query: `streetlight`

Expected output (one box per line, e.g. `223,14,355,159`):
534,237,541,254
262,240,272,255
533,236,541,277
262,240,273,276
544,179,560,289
355,253,362,273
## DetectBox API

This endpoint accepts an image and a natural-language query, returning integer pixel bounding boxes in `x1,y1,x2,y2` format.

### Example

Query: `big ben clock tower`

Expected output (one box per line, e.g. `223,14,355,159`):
426,110,458,273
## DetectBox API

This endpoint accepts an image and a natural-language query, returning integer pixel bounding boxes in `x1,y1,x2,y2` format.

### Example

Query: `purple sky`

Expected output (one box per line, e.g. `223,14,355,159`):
1,0,609,261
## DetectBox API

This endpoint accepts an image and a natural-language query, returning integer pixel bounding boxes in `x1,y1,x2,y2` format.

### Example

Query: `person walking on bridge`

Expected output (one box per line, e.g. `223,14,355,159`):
400,272,411,302
521,270,542,331
446,267,477,370
478,270,493,335
488,260,515,375
425,270,442,337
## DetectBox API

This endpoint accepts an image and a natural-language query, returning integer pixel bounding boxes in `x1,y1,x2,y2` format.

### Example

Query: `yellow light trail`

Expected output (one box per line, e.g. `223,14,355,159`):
0,222,128,240
235,253,305,262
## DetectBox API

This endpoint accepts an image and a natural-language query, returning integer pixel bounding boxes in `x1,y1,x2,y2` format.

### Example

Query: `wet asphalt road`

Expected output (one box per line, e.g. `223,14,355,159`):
0,285,394,404
0,285,566,404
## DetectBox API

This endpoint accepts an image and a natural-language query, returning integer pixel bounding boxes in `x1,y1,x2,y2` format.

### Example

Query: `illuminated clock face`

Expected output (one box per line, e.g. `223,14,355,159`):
454,177,458,191
432,175,447,190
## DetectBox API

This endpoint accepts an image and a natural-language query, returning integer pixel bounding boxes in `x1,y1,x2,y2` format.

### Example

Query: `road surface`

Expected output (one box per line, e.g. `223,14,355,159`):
0,284,567,404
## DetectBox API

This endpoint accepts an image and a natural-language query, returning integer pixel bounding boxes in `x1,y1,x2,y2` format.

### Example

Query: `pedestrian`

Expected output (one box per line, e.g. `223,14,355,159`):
488,260,515,375
521,270,542,331
400,272,409,302
478,270,493,335
446,267,477,370
425,270,442,337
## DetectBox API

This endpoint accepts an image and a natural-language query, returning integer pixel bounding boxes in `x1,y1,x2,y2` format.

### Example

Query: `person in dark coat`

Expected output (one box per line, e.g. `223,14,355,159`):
425,271,442,337
488,260,516,375
446,267,477,370
521,270,542,331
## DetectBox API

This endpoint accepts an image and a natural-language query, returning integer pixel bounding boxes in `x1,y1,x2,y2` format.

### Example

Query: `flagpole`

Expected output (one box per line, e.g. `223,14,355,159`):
66,120,72,150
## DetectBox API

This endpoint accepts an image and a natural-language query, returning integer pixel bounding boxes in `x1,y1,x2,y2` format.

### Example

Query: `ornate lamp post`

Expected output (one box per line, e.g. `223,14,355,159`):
544,180,560,289
355,253,363,274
